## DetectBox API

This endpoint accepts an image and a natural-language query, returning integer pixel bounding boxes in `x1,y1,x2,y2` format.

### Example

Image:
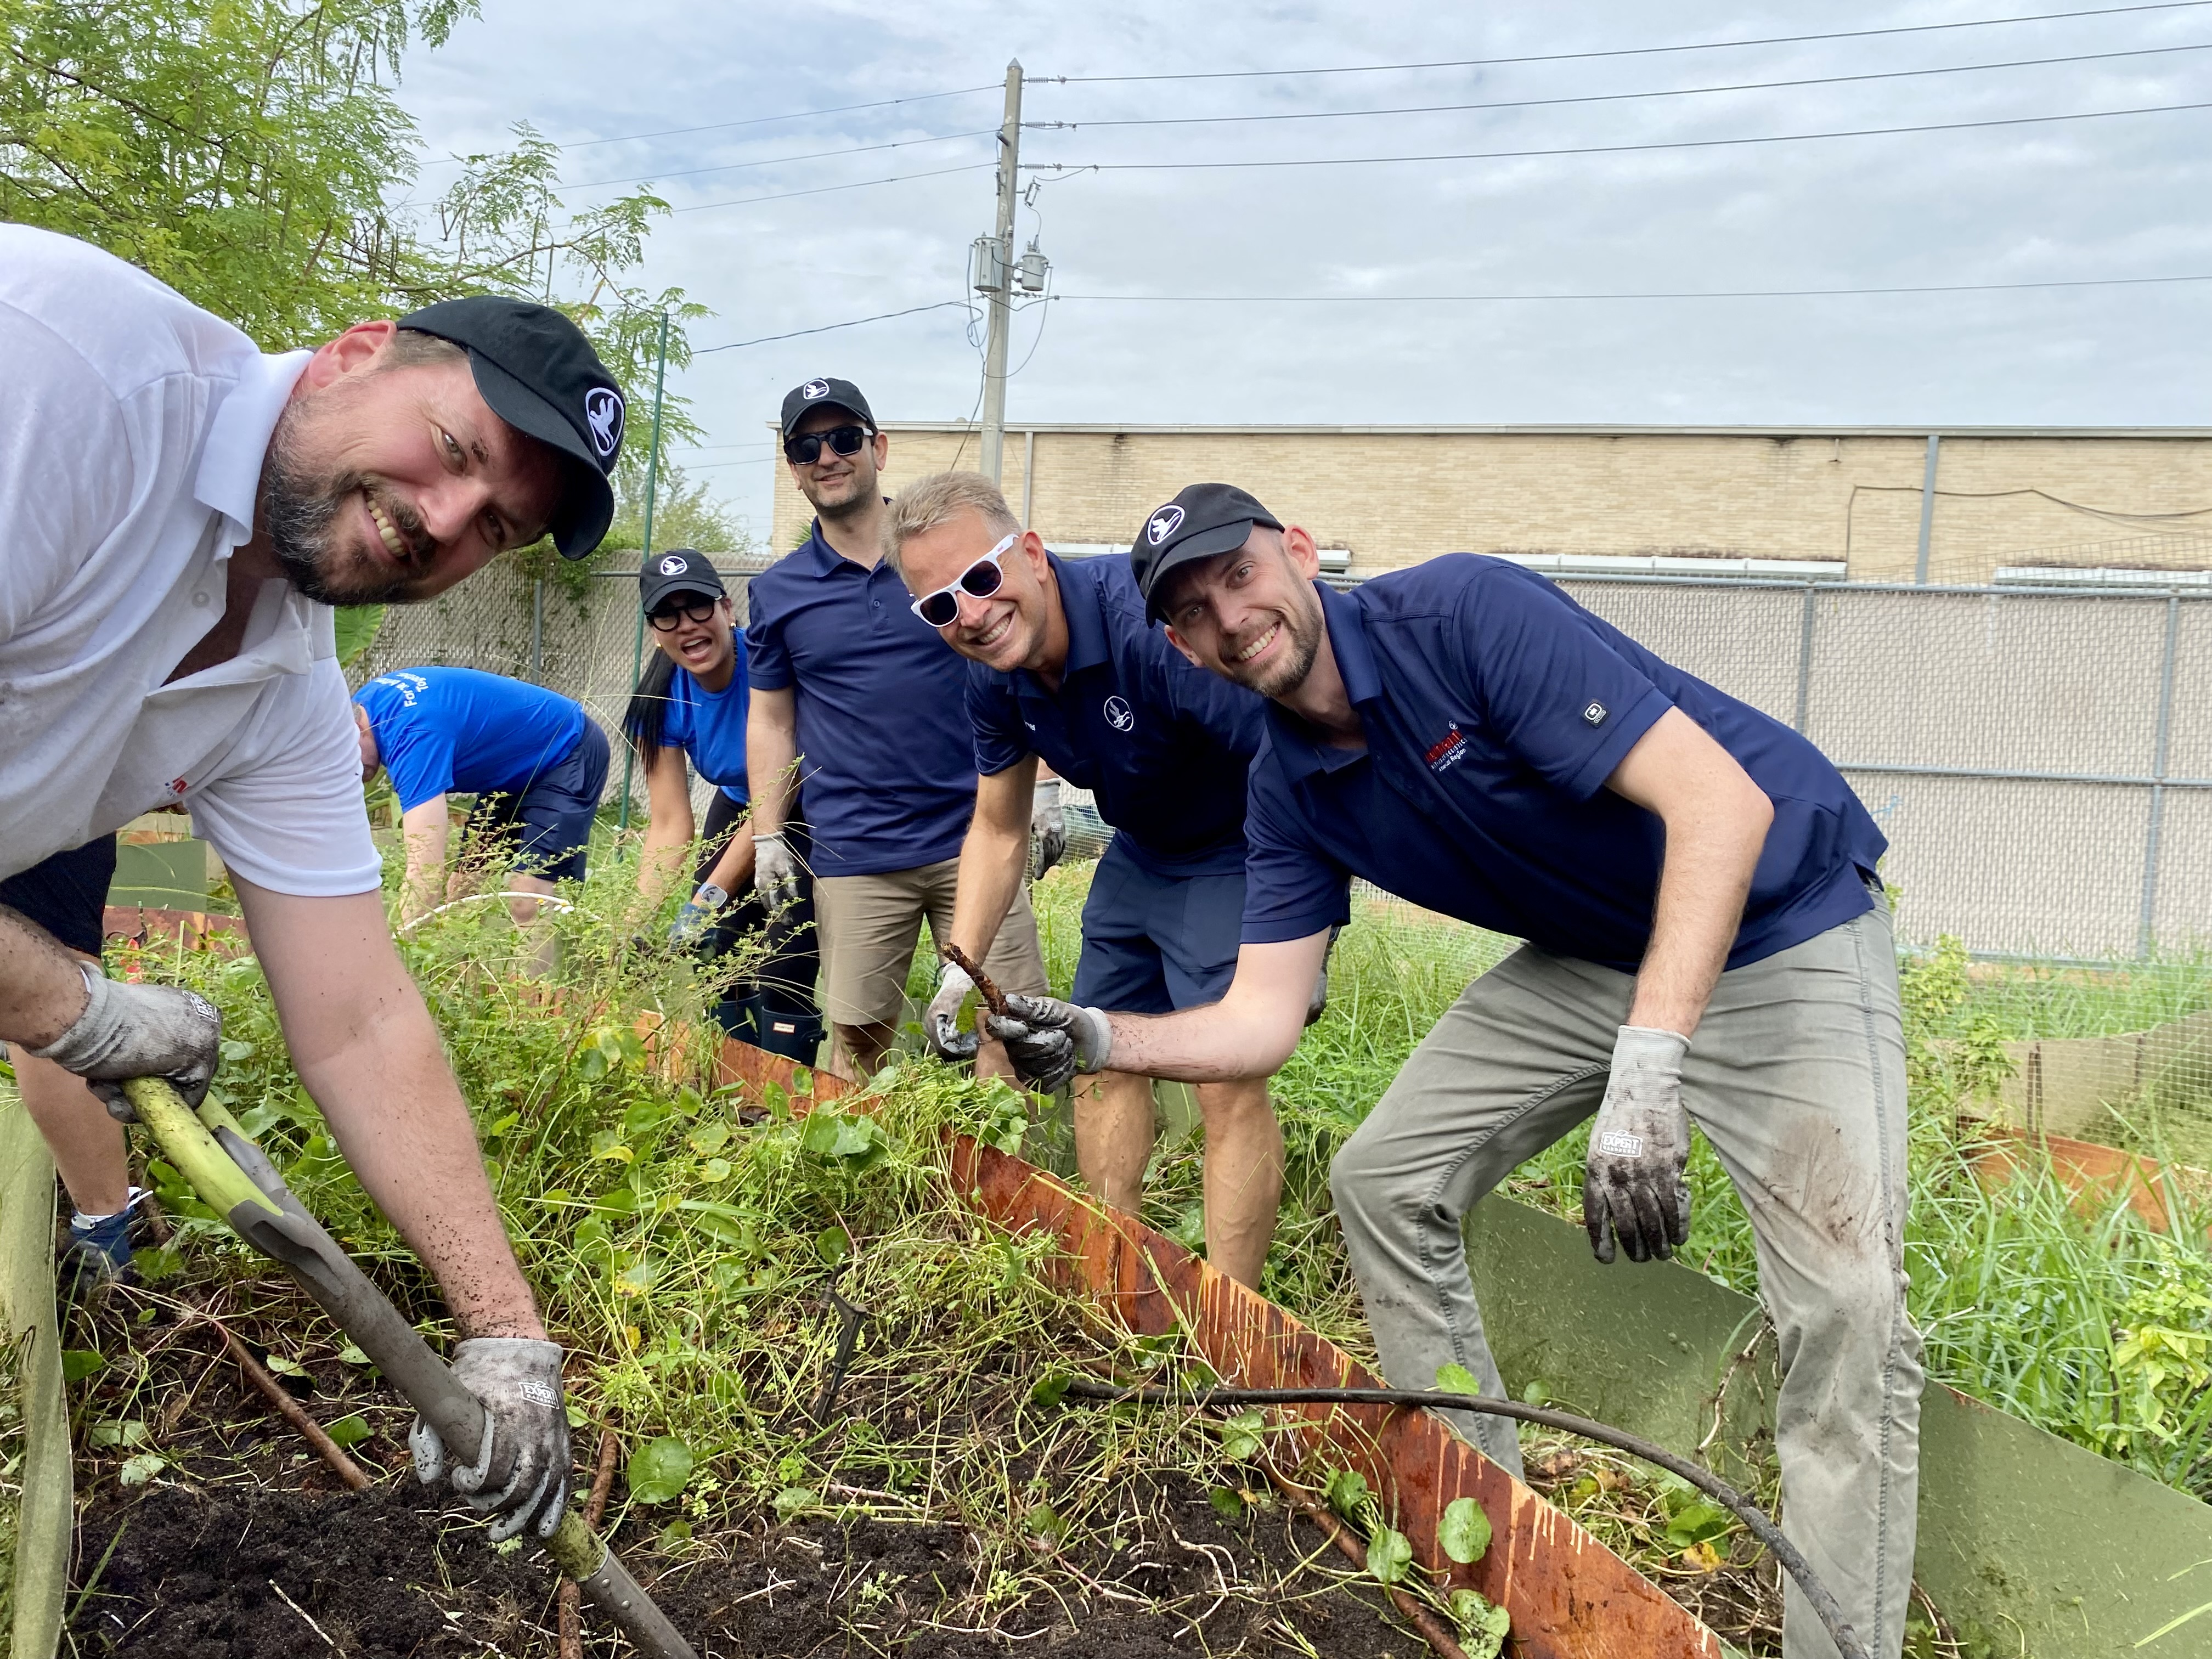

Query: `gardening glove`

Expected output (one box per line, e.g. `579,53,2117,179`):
668,881,729,947
753,831,801,912
1030,779,1066,879
923,960,980,1064
1305,926,1340,1028
984,994,1111,1093
411,1337,571,1543
26,963,221,1120
1583,1025,1694,1266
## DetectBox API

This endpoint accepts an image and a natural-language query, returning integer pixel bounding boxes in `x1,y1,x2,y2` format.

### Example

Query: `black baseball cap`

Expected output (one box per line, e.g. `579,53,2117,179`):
779,376,875,437
639,549,726,613
1129,483,1285,620
397,296,626,560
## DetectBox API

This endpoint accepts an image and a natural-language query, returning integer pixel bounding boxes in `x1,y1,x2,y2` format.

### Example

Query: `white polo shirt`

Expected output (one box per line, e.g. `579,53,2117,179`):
0,226,381,896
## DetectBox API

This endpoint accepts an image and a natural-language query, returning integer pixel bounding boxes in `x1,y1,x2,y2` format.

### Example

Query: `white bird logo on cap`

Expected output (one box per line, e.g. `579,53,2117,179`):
1146,506,1184,546
659,555,687,575
584,387,624,459
800,379,830,399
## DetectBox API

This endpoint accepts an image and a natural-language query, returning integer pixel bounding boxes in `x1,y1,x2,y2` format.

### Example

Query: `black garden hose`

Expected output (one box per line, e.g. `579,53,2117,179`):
1052,1378,1867,1659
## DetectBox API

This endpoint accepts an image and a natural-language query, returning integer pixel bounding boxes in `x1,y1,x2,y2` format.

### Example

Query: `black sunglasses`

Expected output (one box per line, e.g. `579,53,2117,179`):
646,596,720,631
783,424,872,465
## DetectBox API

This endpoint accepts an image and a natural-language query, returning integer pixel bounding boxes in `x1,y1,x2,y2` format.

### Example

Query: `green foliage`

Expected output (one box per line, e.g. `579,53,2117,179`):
1449,1588,1512,1658
1438,1494,1492,1564
332,606,385,669
1365,1525,1411,1585
1434,1362,1481,1397
626,1436,695,1504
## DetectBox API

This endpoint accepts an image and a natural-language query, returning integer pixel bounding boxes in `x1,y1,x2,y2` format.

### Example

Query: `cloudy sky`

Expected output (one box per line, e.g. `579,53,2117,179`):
395,1,2212,537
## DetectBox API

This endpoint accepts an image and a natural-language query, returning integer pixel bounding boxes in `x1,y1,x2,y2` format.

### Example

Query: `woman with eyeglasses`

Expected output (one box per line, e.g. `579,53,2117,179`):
623,549,823,1063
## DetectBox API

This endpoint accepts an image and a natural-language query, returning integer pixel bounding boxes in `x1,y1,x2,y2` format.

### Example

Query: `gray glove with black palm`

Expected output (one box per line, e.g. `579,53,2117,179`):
410,1337,572,1542
984,994,1112,1093
753,831,801,912
922,960,979,1064
26,964,221,1120
1030,780,1067,879
1582,1025,1694,1265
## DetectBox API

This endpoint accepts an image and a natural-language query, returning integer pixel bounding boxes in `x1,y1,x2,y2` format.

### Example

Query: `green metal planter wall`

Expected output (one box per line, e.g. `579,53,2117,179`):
0,1085,70,1659
1466,1197,2212,1657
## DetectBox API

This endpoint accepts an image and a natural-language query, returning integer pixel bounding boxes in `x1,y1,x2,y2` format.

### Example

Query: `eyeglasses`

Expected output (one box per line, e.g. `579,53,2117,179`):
909,533,1019,627
646,596,720,631
782,425,872,466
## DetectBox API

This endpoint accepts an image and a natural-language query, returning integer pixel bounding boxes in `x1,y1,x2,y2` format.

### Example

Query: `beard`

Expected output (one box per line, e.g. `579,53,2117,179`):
261,397,436,606
1227,592,1324,699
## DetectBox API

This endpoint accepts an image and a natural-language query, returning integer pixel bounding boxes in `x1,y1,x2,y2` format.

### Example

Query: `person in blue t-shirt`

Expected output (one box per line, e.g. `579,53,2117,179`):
354,667,608,953
883,472,1302,1289
622,549,824,1064
988,485,1921,1659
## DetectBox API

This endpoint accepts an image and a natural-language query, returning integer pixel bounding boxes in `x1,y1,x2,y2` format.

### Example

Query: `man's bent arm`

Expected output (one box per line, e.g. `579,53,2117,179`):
238,877,545,1341
0,905,91,1047
1604,707,1774,1039
1099,933,1328,1082
746,686,800,837
398,796,451,923
949,759,1036,963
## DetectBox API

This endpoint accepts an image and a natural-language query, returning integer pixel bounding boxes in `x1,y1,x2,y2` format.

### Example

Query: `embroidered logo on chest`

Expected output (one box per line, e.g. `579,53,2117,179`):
1103,695,1136,733
1424,724,1469,774
1583,702,1608,726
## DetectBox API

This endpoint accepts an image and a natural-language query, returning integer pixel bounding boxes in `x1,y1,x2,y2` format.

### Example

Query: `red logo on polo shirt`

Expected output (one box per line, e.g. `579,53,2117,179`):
1424,725,1469,774
169,777,189,796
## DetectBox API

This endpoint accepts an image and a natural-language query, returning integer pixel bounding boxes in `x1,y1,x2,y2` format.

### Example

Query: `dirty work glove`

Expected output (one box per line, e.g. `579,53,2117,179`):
753,831,800,912
984,994,1111,1093
411,1337,571,1543
923,960,980,1064
1305,926,1341,1029
1030,779,1067,879
26,964,221,1120
668,882,729,947
1583,1025,1694,1266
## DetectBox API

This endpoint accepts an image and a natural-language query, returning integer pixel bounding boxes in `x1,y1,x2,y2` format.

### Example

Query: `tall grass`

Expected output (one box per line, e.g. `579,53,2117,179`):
1031,868,2212,1500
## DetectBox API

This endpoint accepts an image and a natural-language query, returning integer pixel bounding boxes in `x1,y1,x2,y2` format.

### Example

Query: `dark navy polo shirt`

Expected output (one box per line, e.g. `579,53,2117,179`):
743,521,975,876
967,554,1266,878
1242,556,1887,972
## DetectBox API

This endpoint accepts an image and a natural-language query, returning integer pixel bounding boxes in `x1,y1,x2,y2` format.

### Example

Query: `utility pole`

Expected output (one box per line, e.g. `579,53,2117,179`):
617,310,670,834
977,59,1023,486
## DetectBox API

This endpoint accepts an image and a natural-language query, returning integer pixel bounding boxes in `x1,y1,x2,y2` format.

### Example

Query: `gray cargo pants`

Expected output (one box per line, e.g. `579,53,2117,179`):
1330,898,1922,1659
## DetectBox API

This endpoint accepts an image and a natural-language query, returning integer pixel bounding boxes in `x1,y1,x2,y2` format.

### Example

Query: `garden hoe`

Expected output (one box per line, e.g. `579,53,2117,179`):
120,1076,700,1659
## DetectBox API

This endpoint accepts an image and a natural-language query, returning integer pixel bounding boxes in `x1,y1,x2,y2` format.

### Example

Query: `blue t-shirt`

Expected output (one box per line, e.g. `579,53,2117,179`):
743,522,975,876
659,643,752,807
1241,557,1887,973
967,554,1266,877
354,668,588,814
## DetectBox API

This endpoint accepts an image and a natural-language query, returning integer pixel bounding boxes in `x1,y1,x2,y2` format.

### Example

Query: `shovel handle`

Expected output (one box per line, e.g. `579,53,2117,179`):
121,1079,699,1659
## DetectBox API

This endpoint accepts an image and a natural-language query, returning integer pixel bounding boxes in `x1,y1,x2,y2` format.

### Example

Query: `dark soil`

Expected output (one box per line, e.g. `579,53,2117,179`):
72,1473,1432,1658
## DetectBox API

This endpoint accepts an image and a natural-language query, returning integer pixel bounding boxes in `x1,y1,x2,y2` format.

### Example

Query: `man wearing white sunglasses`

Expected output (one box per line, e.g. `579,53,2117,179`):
745,377,1047,1077
888,471,1301,1288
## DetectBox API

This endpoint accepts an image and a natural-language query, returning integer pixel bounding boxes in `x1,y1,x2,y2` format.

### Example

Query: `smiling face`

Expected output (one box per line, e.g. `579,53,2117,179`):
1160,525,1327,700
899,511,1053,674
785,403,887,520
260,328,566,606
648,590,738,681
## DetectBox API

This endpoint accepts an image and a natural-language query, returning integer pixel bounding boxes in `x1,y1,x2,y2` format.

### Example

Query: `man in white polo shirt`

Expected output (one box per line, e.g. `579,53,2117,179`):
0,223,630,1544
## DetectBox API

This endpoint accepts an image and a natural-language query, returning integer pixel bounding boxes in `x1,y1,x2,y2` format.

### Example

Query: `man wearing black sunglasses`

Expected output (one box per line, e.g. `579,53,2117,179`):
745,377,1048,1079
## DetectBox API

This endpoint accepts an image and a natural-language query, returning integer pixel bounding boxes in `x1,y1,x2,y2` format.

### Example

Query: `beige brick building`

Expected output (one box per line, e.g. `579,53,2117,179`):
768,423,2212,585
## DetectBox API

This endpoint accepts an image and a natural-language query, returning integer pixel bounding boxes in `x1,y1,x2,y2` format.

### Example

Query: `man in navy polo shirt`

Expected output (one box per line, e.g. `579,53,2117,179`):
883,471,1293,1287
990,484,1920,1659
744,377,1048,1077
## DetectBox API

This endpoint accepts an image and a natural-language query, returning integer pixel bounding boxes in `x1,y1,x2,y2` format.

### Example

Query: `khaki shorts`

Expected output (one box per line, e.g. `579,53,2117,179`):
812,856,1048,1027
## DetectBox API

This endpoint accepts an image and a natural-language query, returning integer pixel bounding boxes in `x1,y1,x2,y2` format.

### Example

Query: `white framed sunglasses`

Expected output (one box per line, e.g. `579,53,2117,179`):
909,532,1019,626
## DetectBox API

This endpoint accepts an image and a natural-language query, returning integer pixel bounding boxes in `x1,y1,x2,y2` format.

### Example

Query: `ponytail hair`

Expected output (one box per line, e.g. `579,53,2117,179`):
624,650,679,760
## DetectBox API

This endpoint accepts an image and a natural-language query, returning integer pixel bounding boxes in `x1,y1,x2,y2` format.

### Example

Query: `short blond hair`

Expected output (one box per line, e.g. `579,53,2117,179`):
882,471,1020,576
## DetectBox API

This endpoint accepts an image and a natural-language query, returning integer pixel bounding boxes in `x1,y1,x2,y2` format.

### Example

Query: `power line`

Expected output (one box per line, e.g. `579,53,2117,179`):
672,161,995,215
569,128,997,192
692,300,979,353
1056,274,2212,301
419,83,1003,166
1046,2,2212,84
1024,100,2212,172
1026,42,2212,132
